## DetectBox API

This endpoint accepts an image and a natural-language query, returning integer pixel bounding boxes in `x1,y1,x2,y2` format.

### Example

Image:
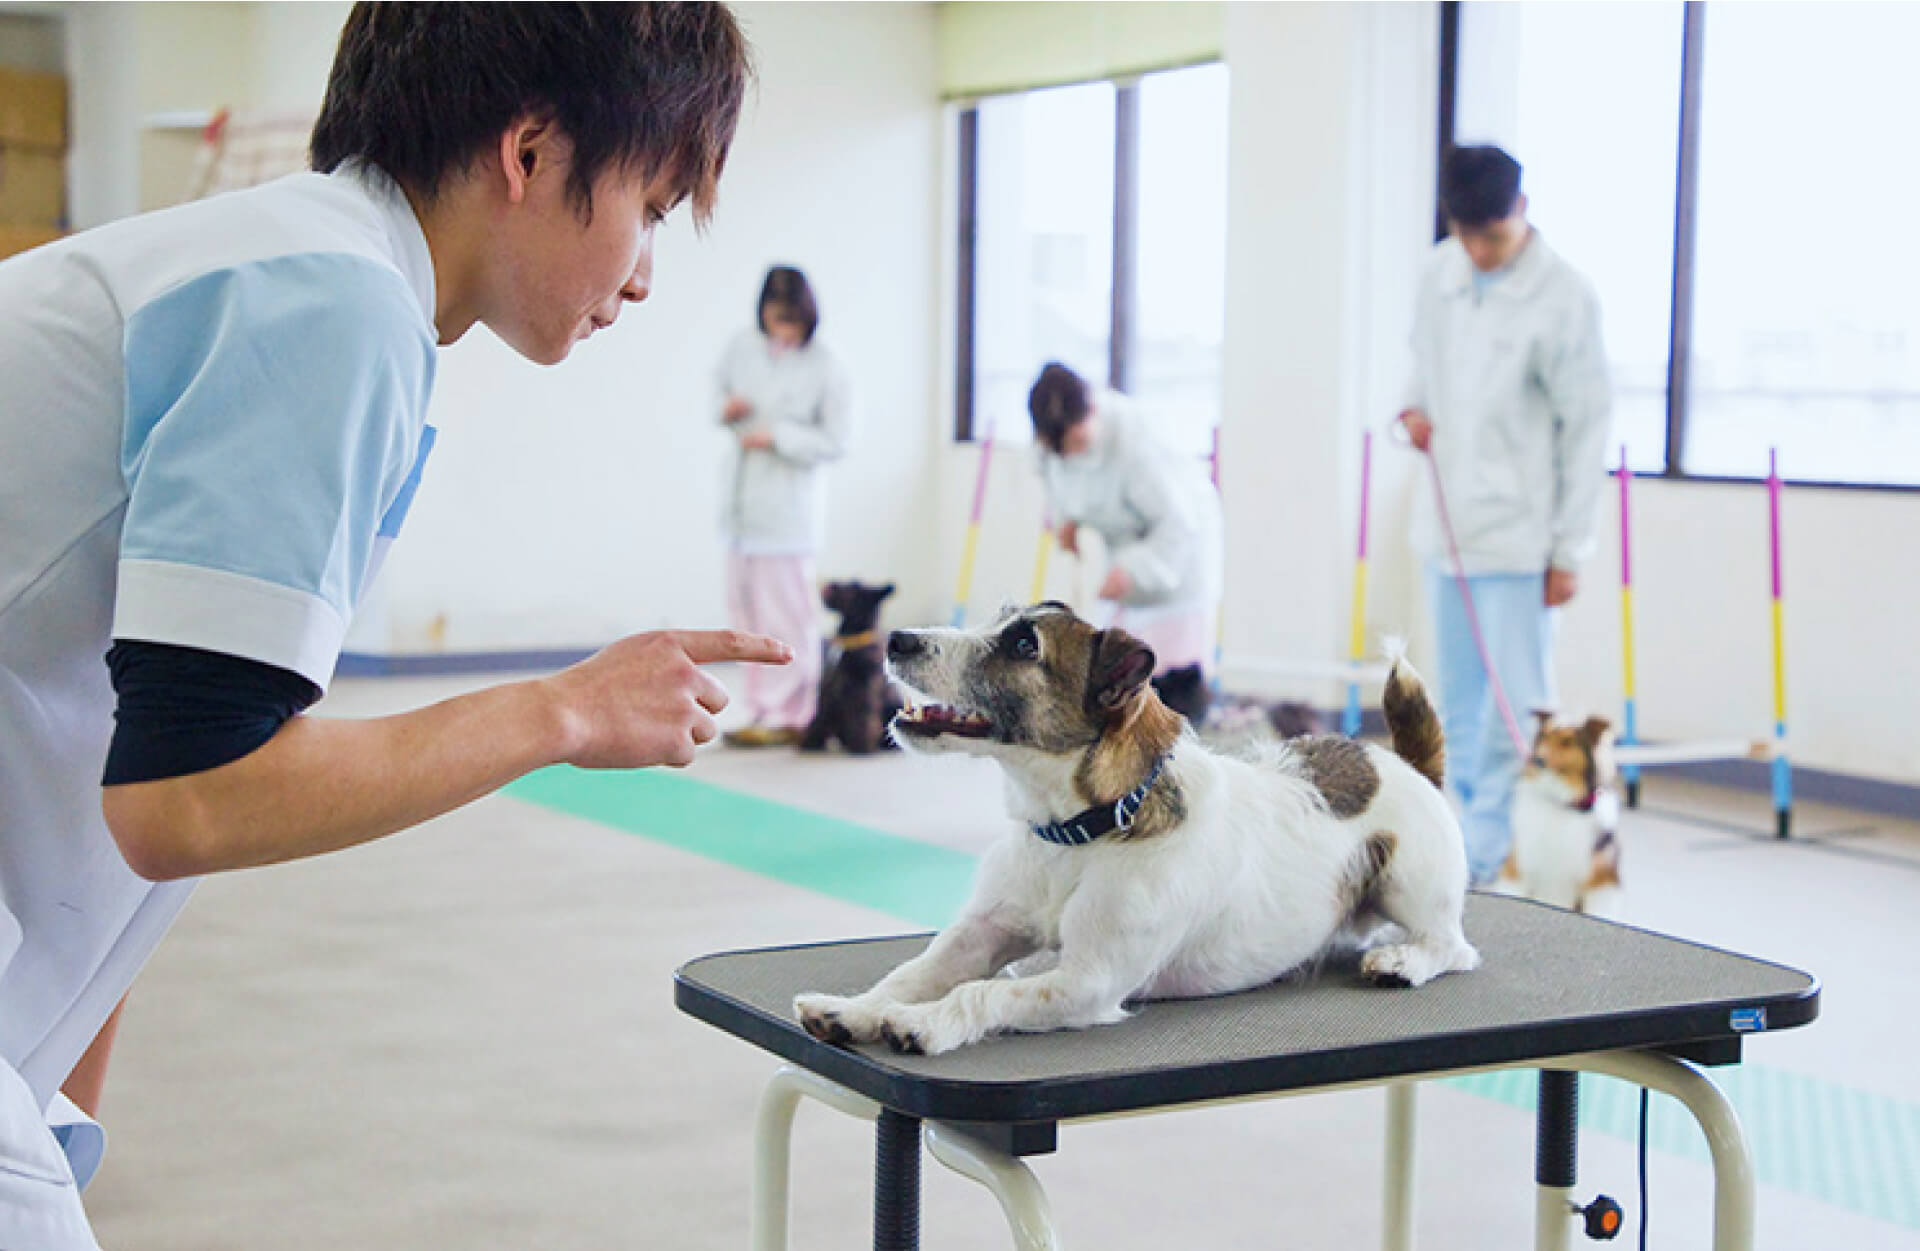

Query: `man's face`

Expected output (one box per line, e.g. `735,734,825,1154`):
486,142,676,365
1452,199,1530,273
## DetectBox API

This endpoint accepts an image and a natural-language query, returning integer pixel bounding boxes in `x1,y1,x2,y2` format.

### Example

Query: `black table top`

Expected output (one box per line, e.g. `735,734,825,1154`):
675,894,1818,1125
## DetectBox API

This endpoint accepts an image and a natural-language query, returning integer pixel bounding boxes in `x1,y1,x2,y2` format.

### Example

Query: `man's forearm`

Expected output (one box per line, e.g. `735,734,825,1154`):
103,677,573,881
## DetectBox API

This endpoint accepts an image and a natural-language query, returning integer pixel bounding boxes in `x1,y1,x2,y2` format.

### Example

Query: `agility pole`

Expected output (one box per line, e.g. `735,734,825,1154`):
1618,445,1641,805
1768,448,1792,839
1209,427,1225,692
1030,508,1053,604
951,417,996,627
1344,430,1373,737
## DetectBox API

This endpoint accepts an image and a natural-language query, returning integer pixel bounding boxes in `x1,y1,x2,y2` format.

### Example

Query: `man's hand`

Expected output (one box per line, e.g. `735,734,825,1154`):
739,429,775,451
1544,568,1578,607
722,395,753,424
1098,566,1133,601
542,629,792,769
1398,408,1434,452
1057,520,1079,556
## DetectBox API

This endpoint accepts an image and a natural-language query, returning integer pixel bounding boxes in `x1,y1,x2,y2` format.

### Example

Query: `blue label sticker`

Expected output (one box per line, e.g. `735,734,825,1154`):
1730,1007,1767,1033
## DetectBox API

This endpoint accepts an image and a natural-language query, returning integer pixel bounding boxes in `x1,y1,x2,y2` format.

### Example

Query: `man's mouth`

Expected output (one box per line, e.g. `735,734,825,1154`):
894,701,993,739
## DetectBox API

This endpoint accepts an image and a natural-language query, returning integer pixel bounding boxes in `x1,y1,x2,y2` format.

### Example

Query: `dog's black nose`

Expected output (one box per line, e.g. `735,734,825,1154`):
887,631,925,660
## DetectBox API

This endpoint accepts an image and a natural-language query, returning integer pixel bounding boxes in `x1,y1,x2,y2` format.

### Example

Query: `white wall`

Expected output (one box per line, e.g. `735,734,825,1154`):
361,2,945,652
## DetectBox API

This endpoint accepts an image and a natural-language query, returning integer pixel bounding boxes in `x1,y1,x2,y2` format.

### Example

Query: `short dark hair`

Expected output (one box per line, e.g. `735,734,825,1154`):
758,266,819,344
1440,145,1523,229
310,3,750,226
1028,362,1091,453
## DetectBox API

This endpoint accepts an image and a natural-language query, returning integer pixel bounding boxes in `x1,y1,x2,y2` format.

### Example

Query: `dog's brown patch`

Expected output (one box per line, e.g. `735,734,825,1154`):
1382,661,1445,788
1075,685,1187,840
1294,736,1380,818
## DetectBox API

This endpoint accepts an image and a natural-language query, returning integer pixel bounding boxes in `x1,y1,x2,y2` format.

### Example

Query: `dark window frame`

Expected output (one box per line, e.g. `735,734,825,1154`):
1440,0,1918,493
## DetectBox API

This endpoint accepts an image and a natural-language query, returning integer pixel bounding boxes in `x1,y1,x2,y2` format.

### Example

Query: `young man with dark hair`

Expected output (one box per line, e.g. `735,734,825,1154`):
0,7,780,1244
1398,143,1613,886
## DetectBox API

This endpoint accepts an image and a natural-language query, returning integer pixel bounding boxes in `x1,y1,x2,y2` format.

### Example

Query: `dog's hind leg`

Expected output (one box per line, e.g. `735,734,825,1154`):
1359,850,1480,988
796,913,1036,1045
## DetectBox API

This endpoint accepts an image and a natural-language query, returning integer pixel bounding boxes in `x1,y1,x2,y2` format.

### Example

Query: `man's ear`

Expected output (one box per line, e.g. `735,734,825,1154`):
1087,628,1157,715
498,115,558,205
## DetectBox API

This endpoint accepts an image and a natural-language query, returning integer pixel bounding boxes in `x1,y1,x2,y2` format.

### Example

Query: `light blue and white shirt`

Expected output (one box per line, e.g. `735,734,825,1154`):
0,164,437,1237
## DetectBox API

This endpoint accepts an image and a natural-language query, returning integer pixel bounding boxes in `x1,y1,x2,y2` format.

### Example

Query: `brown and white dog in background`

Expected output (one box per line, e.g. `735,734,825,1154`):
793,603,1479,1056
1498,713,1623,919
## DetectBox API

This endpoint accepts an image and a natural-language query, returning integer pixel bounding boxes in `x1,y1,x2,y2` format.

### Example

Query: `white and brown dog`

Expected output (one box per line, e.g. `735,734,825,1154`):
1498,714,1624,918
794,603,1479,1056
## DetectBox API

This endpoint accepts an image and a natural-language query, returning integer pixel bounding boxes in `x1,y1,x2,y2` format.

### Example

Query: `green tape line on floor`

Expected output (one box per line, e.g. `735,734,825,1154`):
506,765,974,929
507,766,1918,1233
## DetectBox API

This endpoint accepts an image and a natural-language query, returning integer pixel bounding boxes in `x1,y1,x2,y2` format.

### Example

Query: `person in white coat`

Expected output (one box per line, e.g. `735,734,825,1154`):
1399,144,1613,885
1027,362,1223,706
717,266,854,746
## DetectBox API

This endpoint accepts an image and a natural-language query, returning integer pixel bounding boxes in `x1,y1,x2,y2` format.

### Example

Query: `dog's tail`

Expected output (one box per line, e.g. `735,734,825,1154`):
1380,638,1445,790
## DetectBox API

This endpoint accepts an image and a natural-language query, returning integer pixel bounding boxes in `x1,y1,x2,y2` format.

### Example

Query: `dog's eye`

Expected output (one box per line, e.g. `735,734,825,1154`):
1003,623,1040,661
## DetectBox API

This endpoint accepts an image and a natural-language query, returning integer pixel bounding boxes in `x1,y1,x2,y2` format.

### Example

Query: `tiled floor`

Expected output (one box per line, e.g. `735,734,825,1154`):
81,673,1920,1249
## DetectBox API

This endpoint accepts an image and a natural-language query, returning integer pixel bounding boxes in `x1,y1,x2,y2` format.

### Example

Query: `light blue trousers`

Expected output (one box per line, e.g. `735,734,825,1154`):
1427,569,1557,885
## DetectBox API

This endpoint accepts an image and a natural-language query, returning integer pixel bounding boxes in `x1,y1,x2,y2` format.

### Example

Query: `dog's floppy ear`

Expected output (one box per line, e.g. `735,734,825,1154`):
1087,628,1157,715
1577,715,1612,748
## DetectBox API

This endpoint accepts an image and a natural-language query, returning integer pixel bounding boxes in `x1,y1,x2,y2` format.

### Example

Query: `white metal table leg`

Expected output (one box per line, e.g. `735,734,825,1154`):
925,1122,1064,1251
1534,1184,1574,1251
1382,1081,1418,1251
1542,1053,1754,1251
752,1065,880,1251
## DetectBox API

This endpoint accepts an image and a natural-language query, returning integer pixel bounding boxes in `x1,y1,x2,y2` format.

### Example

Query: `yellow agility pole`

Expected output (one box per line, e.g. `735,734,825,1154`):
1030,510,1053,604
1343,430,1373,736
951,418,996,627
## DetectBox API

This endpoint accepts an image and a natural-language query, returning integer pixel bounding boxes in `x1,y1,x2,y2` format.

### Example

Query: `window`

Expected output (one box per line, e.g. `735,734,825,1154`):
1452,0,1920,487
957,63,1229,458
969,81,1116,445
1131,63,1229,459
1686,3,1920,483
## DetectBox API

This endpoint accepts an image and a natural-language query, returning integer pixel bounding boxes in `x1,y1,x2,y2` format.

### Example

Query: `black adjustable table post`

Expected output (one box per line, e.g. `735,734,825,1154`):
873,1108,922,1251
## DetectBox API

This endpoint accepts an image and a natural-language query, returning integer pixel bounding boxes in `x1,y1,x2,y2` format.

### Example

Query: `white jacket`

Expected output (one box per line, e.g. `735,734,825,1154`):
1405,232,1613,575
716,328,853,553
1039,391,1223,612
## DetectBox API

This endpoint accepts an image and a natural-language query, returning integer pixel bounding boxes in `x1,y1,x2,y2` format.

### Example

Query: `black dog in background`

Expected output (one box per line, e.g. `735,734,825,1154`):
802,581,903,755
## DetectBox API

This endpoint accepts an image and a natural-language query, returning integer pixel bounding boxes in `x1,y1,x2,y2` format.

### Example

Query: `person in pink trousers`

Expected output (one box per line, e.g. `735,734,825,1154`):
717,266,854,746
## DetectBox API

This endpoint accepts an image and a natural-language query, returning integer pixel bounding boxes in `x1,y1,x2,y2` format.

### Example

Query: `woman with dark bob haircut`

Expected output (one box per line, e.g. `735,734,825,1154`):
1028,361,1222,716
715,265,855,746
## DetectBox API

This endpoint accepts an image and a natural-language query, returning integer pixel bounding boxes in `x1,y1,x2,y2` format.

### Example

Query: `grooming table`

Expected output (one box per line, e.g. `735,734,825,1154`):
675,894,1817,1251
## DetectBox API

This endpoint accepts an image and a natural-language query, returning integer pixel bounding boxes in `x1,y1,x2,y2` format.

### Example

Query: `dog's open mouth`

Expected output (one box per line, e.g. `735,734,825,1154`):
894,702,993,739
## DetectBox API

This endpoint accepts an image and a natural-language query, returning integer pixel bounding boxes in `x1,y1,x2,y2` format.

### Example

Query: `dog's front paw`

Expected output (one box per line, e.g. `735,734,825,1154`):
795,993,878,1045
872,1004,968,1056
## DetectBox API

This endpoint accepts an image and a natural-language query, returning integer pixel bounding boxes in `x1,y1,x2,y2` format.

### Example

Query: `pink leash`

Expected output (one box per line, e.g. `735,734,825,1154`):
1417,442,1533,761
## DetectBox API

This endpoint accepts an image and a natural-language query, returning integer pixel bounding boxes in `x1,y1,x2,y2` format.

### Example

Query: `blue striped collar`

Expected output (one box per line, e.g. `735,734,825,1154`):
1031,755,1170,848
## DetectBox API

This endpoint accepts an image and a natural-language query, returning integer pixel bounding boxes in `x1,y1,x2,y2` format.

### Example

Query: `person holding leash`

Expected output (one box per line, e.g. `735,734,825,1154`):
1399,144,1613,886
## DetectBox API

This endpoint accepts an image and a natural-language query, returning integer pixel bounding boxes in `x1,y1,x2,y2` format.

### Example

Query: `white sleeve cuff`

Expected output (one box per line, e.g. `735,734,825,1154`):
113,559,348,690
